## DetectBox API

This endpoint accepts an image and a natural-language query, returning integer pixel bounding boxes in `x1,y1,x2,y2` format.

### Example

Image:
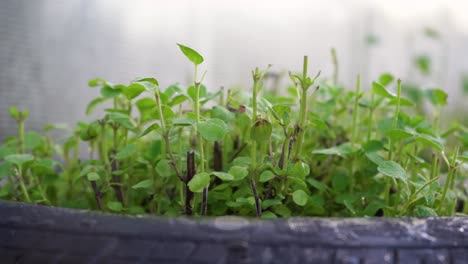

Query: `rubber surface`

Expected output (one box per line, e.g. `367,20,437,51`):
1,201,468,263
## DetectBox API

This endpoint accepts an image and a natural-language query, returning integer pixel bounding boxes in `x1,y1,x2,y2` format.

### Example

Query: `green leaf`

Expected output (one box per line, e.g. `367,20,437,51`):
228,166,249,181
115,144,137,160
197,118,229,141
88,78,106,87
177,43,204,65
416,134,444,151
414,206,437,217
155,160,172,178
262,199,282,209
100,85,121,98
250,119,272,141
292,190,308,206
415,55,431,75
172,118,195,127
139,123,160,137
107,112,136,130
211,106,235,122
0,162,13,178
426,89,448,106
86,97,108,115
87,172,100,181
372,82,395,99
378,161,407,183
259,170,275,182
365,152,386,165
211,172,234,181
4,154,34,167
378,73,394,86
188,172,210,193
9,106,19,119
312,143,352,157
306,178,329,192
123,83,146,99
385,129,414,141
332,169,350,192
131,179,153,189
107,201,123,212
131,80,157,94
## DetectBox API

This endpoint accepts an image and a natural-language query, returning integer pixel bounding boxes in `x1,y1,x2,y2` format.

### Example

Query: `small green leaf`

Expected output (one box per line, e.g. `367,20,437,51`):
115,144,137,160
426,89,448,106
100,85,121,98
332,169,350,192
414,206,438,217
5,154,34,167
177,43,204,65
378,73,394,86
378,161,407,183
107,112,136,130
197,118,229,141
372,82,395,99
292,190,308,206
385,129,414,141
123,83,146,99
250,118,272,141
228,166,249,181
306,178,329,192
0,162,13,178
188,172,210,193
211,106,235,122
155,160,172,178
9,106,19,119
262,199,282,209
87,172,100,181
139,123,160,137
211,172,234,181
415,55,431,75
107,201,123,212
88,78,106,87
132,179,153,189
259,170,275,182
312,143,352,157
365,152,386,165
86,97,108,115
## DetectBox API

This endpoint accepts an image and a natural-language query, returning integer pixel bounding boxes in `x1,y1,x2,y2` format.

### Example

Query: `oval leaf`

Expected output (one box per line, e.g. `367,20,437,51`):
188,172,210,193
177,43,204,65
292,190,308,206
378,161,407,183
211,172,234,181
132,179,153,189
197,118,228,141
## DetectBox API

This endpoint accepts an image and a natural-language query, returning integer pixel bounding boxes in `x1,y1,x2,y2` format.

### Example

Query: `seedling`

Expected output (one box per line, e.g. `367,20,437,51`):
0,44,466,218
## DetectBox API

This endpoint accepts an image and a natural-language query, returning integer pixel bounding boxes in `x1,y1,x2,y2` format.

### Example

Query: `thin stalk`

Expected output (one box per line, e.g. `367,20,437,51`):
155,87,184,182
331,48,339,86
99,121,111,182
351,75,361,148
16,166,30,202
385,79,402,213
438,146,459,214
251,77,259,169
185,150,195,216
293,56,309,161
366,93,375,141
251,178,262,217
18,117,25,154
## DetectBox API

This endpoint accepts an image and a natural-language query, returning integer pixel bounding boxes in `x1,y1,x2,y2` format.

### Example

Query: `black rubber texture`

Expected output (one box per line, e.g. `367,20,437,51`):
1,201,468,264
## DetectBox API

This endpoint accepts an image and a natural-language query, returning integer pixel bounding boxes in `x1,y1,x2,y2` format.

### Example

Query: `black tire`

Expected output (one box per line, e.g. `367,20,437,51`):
1,201,467,264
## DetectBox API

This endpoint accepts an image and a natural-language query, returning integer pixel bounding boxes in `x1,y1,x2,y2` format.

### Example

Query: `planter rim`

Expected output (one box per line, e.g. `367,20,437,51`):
2,200,468,248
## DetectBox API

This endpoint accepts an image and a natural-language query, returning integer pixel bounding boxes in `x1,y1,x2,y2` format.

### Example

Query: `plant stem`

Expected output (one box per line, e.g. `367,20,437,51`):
18,117,25,154
16,166,30,202
185,150,195,216
385,79,402,214
438,146,459,215
367,93,375,141
155,87,184,182
294,56,309,161
251,178,261,217
331,48,338,86
351,75,361,148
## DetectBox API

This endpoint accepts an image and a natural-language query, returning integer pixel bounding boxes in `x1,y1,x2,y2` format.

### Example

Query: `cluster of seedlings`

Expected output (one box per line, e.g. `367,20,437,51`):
0,44,467,218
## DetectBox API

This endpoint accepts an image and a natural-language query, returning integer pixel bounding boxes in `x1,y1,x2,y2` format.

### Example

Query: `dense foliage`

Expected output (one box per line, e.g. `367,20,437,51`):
1,44,467,218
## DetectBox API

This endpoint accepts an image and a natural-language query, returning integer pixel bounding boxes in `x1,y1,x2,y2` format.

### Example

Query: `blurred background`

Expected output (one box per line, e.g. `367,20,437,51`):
1,0,468,140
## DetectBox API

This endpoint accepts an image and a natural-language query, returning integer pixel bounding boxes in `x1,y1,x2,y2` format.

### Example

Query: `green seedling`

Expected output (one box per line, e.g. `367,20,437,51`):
0,44,466,218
